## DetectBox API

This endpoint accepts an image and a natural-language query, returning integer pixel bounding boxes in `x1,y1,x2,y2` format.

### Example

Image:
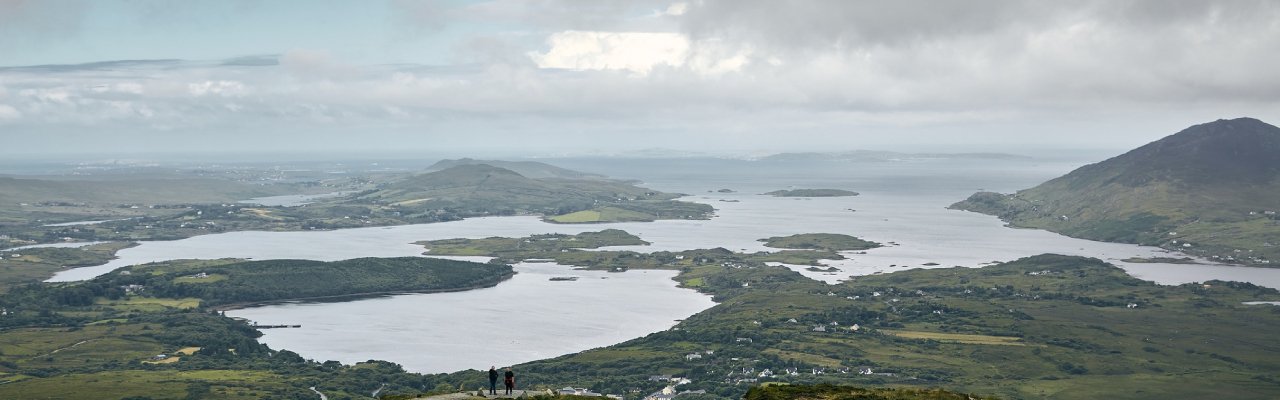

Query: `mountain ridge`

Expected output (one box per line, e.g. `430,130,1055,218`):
950,117,1280,265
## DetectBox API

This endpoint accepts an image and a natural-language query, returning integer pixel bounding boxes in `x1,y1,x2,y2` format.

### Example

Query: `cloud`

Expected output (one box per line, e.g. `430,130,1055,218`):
2,1,1279,156
187,80,246,97
0,104,20,121
530,31,689,74
0,0,88,57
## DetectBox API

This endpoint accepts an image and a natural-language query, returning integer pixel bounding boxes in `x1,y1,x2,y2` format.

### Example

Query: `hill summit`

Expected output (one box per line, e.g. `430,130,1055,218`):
951,118,1280,265
350,163,713,223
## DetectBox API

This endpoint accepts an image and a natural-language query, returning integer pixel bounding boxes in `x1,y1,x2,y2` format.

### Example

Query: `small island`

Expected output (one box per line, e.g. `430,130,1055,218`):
764,189,859,197
760,233,881,251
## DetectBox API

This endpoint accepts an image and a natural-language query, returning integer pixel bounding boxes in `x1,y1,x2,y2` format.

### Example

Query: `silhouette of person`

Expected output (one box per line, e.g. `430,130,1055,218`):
488,366,499,395
503,367,515,395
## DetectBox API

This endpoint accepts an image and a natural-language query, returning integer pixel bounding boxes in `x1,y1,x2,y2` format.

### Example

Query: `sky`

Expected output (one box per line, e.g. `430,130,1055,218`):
1,0,1278,159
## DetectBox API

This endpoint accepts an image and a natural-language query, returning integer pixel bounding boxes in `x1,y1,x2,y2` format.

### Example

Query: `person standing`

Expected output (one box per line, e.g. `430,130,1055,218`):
503,367,515,395
488,366,499,395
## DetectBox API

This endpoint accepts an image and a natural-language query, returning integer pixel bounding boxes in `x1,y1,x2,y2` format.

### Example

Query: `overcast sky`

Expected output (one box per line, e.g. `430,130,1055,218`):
1,0,1278,159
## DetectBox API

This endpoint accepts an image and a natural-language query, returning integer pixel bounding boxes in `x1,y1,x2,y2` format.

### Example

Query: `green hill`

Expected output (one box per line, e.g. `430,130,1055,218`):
353,164,713,222
951,118,1280,265
426,158,609,180
744,384,997,400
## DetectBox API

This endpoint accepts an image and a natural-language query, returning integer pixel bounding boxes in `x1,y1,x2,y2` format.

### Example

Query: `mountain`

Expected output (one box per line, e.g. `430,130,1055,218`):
425,158,608,180
951,117,1280,265
352,164,712,222
758,150,1031,162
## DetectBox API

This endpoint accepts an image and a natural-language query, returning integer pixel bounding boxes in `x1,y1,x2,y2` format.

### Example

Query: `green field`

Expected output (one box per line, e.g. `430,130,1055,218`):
760,233,881,252
548,207,645,223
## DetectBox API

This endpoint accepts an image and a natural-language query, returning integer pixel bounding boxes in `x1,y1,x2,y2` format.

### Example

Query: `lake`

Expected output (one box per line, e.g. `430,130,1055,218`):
47,156,1280,372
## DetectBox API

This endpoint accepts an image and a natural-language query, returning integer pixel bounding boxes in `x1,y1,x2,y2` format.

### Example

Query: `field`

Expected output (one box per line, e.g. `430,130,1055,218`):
882,331,1027,346
546,206,690,223
0,241,137,289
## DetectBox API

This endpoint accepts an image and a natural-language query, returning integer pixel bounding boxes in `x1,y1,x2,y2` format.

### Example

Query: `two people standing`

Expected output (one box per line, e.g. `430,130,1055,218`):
487,366,515,395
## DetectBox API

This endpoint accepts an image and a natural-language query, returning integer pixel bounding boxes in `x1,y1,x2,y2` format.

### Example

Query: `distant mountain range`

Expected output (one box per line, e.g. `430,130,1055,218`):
758,150,1032,162
951,117,1280,265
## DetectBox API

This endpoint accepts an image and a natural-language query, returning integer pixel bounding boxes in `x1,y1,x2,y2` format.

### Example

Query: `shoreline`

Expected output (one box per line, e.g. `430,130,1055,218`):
210,271,517,312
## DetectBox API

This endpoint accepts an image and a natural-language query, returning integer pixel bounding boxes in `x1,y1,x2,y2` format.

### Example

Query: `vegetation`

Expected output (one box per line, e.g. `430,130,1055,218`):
0,161,712,253
420,230,854,272
433,254,1280,400
760,234,881,252
351,164,712,223
764,190,859,197
105,257,512,307
0,242,136,290
426,158,609,180
951,118,1280,266
0,256,514,399
743,384,999,400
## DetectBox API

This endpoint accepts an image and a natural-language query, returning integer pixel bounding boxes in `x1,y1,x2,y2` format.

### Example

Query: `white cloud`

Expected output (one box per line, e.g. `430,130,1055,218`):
0,104,19,121
187,80,246,97
531,31,689,75
529,30,753,76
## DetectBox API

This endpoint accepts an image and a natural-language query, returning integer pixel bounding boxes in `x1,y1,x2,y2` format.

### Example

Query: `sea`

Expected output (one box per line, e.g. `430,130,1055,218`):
45,156,1280,373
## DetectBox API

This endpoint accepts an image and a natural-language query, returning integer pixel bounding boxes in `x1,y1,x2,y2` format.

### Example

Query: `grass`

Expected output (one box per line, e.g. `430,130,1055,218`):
0,241,136,290
0,369,288,400
760,233,881,252
503,254,1280,400
546,207,654,223
882,331,1028,346
173,273,229,283
97,296,202,311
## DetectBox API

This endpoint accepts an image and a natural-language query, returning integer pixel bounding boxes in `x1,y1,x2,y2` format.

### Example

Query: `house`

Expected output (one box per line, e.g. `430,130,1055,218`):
685,353,702,361
151,354,169,361
850,324,861,332
1126,303,1139,309
811,368,825,375
784,367,799,376
735,337,753,343
643,386,678,400
648,375,672,382
858,366,874,375
787,318,798,323
758,369,773,378
812,325,826,332
559,387,603,397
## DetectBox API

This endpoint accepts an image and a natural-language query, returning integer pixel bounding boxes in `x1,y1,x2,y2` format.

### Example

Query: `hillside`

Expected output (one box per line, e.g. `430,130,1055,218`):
0,176,291,226
426,158,608,180
434,253,1280,400
352,164,713,222
951,118,1280,265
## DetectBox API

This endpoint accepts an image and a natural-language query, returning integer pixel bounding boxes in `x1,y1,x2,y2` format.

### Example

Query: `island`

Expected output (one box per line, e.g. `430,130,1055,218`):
0,160,715,251
764,189,859,197
760,233,881,251
4,245,1280,399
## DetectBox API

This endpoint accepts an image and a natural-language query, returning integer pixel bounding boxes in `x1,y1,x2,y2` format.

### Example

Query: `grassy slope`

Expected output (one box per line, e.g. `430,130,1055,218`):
491,255,1280,400
0,256,515,399
951,118,1280,265
0,242,136,290
353,165,711,221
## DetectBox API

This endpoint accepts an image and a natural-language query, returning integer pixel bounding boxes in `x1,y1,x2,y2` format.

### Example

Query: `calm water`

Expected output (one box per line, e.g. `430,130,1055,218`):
229,262,713,373
46,157,1280,372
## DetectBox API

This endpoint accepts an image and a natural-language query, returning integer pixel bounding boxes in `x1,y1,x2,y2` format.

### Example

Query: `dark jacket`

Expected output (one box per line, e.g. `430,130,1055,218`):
489,368,499,382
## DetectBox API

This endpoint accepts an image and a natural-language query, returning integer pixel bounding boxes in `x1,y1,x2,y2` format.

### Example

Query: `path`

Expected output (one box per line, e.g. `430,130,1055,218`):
415,389,544,400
